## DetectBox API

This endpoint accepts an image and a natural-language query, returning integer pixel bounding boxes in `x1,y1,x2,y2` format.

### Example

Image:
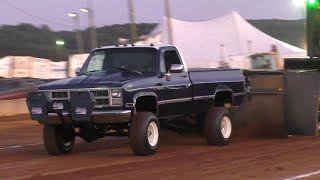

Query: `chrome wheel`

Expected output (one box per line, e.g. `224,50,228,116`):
221,116,232,139
147,121,159,147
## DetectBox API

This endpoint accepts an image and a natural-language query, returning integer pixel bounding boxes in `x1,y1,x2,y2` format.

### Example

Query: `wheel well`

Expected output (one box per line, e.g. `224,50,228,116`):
135,96,158,115
214,91,233,107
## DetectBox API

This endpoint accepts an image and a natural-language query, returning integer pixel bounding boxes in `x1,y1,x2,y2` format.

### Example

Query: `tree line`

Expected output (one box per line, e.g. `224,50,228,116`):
0,20,305,61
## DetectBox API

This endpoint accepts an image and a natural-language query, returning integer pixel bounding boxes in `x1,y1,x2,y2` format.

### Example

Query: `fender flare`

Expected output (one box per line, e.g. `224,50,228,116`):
214,85,234,105
133,92,159,115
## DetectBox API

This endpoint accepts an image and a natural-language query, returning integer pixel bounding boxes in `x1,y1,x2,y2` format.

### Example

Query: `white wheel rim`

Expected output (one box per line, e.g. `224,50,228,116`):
147,121,159,147
221,116,232,139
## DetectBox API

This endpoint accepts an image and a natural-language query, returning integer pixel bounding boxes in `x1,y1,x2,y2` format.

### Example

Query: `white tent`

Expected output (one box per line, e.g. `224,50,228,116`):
139,11,307,68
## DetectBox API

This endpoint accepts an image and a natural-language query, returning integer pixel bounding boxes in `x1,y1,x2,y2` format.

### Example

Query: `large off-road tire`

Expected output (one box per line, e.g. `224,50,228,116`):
205,107,232,146
129,112,160,156
43,125,75,155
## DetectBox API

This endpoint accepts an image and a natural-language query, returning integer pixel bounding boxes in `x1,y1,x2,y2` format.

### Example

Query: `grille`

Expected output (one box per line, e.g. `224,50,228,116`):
51,91,69,100
95,99,110,107
91,90,108,98
49,89,110,108
90,90,109,108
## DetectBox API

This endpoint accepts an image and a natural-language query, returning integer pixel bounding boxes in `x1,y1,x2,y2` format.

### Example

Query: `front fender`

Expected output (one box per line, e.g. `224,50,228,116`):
132,92,159,114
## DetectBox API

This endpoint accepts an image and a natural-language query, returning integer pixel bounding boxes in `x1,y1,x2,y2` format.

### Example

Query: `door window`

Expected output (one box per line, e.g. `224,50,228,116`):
86,52,105,73
163,50,182,73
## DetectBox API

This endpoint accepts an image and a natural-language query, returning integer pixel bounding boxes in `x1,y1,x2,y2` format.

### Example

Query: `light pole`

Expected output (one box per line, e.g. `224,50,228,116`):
55,39,65,61
127,0,138,44
68,12,84,53
55,39,68,77
164,0,174,45
80,0,98,49
292,0,307,49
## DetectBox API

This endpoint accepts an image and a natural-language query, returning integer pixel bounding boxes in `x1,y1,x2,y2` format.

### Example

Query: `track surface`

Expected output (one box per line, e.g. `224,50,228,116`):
1,116,320,180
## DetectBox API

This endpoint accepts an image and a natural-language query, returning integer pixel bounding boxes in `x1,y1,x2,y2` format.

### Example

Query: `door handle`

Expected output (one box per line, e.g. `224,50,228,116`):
155,83,165,90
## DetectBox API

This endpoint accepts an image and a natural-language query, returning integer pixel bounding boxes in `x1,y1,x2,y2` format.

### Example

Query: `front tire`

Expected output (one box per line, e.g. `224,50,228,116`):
43,125,75,155
129,112,160,156
205,107,232,146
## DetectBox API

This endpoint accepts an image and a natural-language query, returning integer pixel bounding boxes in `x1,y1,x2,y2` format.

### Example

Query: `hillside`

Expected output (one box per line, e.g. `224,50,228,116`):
0,20,305,60
248,19,306,49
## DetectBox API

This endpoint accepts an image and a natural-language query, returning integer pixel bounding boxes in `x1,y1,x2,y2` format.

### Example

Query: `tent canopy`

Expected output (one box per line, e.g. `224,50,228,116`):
141,11,306,68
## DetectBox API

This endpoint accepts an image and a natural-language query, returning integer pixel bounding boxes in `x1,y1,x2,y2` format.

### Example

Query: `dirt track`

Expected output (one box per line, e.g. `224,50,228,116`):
1,116,320,180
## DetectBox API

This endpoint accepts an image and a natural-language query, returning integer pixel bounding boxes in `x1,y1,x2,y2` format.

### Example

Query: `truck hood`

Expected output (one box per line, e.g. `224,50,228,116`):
39,72,144,90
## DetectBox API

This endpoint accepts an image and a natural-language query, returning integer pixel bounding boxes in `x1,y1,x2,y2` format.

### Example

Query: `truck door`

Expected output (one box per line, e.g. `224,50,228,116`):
157,47,192,117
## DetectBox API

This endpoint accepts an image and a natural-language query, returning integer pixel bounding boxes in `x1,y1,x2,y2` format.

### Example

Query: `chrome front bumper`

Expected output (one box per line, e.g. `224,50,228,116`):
45,110,132,124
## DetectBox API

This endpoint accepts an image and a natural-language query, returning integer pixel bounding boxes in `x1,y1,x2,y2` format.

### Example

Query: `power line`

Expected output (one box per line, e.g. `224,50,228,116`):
3,0,73,28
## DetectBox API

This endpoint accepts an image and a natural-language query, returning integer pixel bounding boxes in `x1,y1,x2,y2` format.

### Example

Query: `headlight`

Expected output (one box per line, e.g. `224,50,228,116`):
111,89,123,106
111,89,122,98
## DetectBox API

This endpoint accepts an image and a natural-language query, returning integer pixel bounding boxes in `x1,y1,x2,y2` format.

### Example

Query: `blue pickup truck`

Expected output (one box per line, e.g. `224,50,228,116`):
27,45,246,156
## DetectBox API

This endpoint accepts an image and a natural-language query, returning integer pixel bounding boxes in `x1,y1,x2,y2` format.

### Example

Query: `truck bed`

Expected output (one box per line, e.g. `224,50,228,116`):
188,68,246,106
188,68,245,84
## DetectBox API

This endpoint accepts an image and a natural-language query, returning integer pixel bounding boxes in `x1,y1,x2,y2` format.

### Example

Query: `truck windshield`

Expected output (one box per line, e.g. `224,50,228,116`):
82,48,157,75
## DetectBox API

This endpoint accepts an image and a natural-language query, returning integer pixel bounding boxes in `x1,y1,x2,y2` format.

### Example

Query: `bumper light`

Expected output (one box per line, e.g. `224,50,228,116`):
75,107,87,115
31,107,42,115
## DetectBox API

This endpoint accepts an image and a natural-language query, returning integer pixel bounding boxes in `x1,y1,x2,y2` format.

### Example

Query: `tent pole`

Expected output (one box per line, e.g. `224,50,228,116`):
247,40,252,54
220,44,226,61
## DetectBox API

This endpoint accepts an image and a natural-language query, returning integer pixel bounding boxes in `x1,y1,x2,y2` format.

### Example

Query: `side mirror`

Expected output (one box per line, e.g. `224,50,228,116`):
75,68,81,76
158,72,165,78
165,73,171,81
169,64,184,73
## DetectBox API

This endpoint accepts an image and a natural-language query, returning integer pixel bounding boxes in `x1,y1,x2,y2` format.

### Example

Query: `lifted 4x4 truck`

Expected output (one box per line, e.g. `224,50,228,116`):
27,45,246,156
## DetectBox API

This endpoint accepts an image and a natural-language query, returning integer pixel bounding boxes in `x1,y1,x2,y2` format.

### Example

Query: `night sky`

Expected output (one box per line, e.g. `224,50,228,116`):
1,0,305,31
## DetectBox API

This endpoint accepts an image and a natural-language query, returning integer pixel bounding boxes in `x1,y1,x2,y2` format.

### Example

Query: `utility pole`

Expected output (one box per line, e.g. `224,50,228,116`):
306,0,320,58
127,0,138,44
164,0,174,45
68,13,84,53
81,0,98,49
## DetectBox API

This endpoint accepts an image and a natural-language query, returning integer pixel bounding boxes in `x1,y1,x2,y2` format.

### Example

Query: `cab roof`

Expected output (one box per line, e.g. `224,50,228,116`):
96,44,173,51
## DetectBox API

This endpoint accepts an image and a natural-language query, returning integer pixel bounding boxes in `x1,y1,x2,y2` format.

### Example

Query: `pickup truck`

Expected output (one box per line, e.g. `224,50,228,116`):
27,45,246,156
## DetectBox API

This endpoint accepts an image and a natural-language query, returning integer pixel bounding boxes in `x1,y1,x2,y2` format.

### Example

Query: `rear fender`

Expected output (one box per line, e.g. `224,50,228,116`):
214,85,234,106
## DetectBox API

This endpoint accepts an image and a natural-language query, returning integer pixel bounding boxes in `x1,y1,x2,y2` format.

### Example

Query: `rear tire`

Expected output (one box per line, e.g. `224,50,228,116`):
129,112,160,156
205,107,232,146
43,125,75,155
